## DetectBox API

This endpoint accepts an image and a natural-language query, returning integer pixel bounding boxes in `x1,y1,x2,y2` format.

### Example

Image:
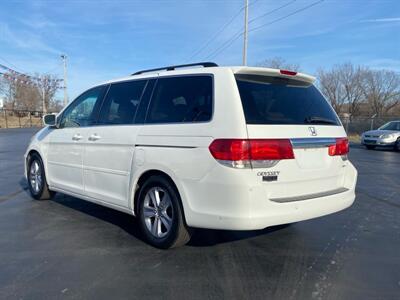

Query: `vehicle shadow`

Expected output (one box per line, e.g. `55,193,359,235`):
187,224,292,247
19,177,291,247
52,193,145,241
53,194,291,247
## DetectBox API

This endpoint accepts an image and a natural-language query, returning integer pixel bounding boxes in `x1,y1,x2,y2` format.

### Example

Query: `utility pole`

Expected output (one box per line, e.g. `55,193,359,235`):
61,54,68,106
242,0,249,66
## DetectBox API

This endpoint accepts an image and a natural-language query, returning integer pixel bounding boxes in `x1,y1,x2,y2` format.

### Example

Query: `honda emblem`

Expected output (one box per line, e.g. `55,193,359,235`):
308,127,317,136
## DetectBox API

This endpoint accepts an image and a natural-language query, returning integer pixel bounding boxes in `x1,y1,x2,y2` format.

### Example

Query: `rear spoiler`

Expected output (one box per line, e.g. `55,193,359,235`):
231,67,316,85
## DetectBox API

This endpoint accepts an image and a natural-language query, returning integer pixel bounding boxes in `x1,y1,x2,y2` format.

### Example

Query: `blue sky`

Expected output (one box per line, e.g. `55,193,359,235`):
0,0,399,100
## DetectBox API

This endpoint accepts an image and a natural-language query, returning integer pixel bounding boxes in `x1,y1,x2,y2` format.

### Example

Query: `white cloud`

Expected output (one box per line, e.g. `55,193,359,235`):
361,17,400,23
0,22,61,55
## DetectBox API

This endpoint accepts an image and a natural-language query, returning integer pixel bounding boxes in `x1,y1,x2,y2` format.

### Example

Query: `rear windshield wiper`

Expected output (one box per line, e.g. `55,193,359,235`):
304,116,337,125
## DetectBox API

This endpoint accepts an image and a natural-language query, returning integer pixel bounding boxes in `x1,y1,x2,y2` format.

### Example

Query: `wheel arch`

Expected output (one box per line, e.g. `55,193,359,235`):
132,169,188,224
26,149,42,174
25,148,51,184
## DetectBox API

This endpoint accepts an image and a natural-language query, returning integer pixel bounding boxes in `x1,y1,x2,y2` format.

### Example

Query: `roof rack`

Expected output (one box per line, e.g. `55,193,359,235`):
131,62,218,75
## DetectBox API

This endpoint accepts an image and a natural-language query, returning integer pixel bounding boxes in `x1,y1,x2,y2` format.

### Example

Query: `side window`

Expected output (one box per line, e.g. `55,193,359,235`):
146,76,213,124
60,86,105,128
97,80,147,125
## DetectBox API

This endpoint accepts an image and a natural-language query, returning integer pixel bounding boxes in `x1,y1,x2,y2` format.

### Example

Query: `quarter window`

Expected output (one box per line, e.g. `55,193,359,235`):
60,86,104,128
97,80,147,125
146,76,213,124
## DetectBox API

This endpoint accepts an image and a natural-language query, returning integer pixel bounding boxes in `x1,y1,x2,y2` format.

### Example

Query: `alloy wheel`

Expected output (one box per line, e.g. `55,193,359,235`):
142,187,174,238
29,160,43,194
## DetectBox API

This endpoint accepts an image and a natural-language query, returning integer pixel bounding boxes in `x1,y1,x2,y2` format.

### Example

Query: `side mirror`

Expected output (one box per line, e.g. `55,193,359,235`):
43,114,57,127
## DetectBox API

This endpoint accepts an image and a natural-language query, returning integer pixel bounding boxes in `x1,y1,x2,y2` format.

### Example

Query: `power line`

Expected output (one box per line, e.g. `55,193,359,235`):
187,8,244,61
249,0,324,33
0,56,27,74
0,56,62,78
187,0,260,62
207,0,324,60
206,1,297,60
248,0,296,25
206,1,295,60
205,31,243,60
0,63,63,86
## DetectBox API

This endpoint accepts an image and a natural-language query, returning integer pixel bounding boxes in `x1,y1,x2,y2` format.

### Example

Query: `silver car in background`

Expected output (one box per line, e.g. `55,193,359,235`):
361,121,400,151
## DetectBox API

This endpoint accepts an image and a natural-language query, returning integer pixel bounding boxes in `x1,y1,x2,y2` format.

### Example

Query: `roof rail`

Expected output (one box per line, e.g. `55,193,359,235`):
131,62,218,75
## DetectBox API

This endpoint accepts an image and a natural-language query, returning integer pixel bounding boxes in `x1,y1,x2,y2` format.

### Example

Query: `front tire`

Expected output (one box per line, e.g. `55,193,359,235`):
365,145,375,150
395,138,400,152
137,175,191,249
27,153,55,200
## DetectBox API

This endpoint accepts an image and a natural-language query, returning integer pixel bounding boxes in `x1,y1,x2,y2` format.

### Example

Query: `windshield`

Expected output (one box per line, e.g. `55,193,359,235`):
379,121,400,131
235,74,340,126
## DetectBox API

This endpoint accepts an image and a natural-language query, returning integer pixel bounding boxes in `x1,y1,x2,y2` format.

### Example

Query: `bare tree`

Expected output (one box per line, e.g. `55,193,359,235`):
363,69,400,116
317,68,346,114
338,63,366,118
34,74,62,113
48,99,63,112
0,76,8,95
14,80,41,111
256,57,301,72
317,63,366,117
0,73,61,112
1,75,26,110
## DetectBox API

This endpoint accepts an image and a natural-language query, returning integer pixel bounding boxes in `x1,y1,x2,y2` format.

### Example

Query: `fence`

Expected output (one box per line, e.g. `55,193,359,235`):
1,108,399,134
340,116,400,135
0,109,51,129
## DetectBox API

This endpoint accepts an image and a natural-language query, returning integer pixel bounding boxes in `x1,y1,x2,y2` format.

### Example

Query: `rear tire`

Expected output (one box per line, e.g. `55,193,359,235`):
365,145,375,150
137,175,192,249
27,153,55,200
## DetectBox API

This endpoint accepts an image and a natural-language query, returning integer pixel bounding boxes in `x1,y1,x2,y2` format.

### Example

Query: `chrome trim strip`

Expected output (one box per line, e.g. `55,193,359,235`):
135,144,196,149
270,187,349,203
290,138,336,149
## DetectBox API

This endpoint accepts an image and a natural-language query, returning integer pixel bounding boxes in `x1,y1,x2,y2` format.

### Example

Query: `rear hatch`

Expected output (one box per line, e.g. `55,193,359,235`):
234,68,349,201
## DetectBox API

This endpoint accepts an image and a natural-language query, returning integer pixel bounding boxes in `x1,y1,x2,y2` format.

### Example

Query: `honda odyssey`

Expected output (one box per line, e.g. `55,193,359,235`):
24,62,358,248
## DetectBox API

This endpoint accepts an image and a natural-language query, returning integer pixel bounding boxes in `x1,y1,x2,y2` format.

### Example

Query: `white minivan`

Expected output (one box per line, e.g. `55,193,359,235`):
25,62,357,248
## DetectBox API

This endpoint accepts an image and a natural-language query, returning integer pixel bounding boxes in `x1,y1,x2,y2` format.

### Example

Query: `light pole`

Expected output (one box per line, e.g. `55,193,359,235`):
242,0,249,66
370,114,377,130
61,54,68,106
42,84,46,114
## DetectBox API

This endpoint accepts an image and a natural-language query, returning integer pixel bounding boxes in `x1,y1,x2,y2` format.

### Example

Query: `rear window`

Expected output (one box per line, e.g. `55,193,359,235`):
235,74,340,126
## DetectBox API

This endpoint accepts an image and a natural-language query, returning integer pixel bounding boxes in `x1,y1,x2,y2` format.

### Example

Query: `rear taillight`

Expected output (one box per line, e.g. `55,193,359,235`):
208,139,250,162
328,138,349,156
249,139,294,160
209,139,294,168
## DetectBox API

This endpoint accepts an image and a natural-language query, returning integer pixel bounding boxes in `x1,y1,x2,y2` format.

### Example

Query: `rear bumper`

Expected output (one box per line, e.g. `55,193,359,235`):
181,162,357,230
361,138,395,147
242,185,355,230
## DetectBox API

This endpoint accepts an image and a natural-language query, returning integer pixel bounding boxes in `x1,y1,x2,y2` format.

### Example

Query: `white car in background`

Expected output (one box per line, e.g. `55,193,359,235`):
361,121,400,151
24,62,358,248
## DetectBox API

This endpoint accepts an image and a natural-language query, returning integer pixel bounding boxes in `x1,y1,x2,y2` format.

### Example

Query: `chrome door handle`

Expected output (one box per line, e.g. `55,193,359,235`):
72,134,82,141
88,134,101,141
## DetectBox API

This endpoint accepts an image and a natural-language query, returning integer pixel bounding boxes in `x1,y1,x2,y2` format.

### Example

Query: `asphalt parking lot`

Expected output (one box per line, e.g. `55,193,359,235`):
0,128,399,300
